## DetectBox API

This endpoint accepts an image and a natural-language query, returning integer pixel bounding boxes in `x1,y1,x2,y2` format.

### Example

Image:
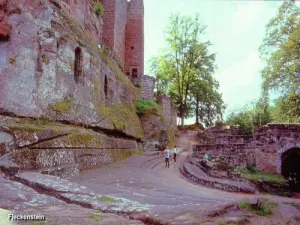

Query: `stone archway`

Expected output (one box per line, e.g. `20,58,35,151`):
281,147,300,192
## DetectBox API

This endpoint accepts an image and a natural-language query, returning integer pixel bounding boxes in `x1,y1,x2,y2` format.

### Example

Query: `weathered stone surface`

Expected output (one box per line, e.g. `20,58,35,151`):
0,173,144,225
139,95,177,151
0,159,19,176
14,172,151,214
0,0,11,38
0,116,142,178
1,0,143,139
193,124,300,175
140,75,155,100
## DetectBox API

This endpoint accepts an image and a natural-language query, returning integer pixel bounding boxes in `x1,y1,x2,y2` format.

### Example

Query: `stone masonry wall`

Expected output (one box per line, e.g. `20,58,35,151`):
125,0,144,81
193,124,300,175
102,0,116,50
140,75,155,100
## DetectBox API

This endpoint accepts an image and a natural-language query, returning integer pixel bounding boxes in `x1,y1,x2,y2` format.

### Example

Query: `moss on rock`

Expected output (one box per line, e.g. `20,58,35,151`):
49,98,73,114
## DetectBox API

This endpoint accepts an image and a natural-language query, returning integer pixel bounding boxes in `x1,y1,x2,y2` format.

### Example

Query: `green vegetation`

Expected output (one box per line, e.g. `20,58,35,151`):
259,1,300,123
238,198,278,216
150,14,225,127
93,0,104,17
49,98,73,114
136,99,160,115
227,1,299,128
237,167,286,184
134,83,142,88
68,133,96,147
87,213,102,222
99,196,114,202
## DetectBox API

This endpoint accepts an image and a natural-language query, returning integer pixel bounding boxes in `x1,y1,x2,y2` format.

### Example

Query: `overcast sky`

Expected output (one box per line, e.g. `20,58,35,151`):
143,0,286,124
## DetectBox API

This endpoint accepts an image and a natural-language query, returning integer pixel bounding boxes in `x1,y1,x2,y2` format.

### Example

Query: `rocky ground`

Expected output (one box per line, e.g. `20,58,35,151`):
0,130,300,225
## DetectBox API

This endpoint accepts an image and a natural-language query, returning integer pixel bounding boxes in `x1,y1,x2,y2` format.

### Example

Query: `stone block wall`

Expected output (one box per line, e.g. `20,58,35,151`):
193,123,300,175
140,75,155,100
125,0,144,81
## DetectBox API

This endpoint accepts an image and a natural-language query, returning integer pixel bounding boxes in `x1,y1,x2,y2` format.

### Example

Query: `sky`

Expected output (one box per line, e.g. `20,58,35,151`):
143,0,285,125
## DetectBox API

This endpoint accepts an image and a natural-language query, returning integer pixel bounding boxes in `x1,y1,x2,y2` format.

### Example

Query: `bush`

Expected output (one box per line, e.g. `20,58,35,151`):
246,164,257,173
238,198,278,216
136,99,160,115
93,0,104,17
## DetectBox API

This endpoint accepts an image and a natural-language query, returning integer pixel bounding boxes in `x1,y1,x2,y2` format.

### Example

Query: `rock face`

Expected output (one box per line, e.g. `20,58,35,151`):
0,0,11,38
0,116,141,179
0,0,177,178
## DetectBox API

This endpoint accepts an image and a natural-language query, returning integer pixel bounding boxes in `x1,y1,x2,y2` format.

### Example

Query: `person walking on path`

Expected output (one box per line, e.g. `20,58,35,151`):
164,146,170,168
173,145,177,163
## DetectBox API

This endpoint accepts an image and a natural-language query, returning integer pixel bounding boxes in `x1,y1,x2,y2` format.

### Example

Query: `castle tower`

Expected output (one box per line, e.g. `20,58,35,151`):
102,0,128,68
125,0,144,83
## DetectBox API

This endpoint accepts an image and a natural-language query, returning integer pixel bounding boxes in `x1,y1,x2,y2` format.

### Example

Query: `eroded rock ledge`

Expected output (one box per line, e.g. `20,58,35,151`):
0,115,143,179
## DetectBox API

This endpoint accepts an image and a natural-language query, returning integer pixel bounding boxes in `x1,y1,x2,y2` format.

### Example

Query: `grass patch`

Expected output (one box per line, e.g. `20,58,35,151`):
87,213,102,222
237,167,286,184
99,196,114,202
136,99,160,115
49,98,73,114
238,198,278,216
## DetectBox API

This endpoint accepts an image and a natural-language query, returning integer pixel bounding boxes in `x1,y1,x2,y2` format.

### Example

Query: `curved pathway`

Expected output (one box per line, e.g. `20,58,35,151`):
69,131,253,224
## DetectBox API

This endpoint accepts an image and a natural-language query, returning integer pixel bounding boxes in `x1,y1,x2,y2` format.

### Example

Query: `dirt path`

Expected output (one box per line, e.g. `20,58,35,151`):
70,130,300,224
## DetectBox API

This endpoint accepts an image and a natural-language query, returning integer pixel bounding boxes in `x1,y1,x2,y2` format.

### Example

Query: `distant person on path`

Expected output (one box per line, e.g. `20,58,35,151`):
173,145,177,163
164,146,170,168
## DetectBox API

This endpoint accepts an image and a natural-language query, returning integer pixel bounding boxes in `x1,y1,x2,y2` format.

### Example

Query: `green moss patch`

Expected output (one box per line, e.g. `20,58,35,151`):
99,196,114,202
87,213,102,222
68,133,97,147
238,198,278,216
49,98,73,114
95,104,144,138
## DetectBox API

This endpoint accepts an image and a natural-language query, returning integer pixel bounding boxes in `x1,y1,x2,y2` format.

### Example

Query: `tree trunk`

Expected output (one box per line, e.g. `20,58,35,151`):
180,104,185,128
195,93,199,125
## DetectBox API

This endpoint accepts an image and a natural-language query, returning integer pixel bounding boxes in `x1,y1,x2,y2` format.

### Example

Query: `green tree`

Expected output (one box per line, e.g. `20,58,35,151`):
259,0,300,122
189,77,225,127
150,14,221,127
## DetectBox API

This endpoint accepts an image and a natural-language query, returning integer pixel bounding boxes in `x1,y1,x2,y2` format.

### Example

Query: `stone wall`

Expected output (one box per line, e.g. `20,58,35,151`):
140,75,155,100
252,124,300,173
193,124,300,175
125,0,144,82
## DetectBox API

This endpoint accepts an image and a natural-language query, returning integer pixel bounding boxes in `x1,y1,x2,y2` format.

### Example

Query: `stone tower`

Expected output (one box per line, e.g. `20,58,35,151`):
125,0,144,83
102,0,128,68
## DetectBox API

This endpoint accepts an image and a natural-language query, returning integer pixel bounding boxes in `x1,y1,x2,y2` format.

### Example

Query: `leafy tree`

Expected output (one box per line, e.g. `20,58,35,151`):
189,77,225,127
259,0,300,122
150,14,222,127
226,97,272,135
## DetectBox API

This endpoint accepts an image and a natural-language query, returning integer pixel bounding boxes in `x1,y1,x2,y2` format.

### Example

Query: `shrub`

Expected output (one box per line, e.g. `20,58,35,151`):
136,99,160,115
238,198,278,216
93,0,104,17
